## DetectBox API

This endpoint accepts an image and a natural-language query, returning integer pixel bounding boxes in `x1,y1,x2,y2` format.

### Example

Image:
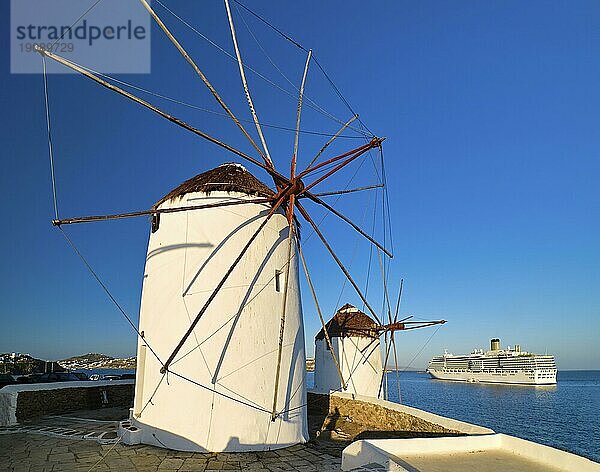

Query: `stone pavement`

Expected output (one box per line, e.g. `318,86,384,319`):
0,407,407,471
0,415,119,444
0,432,343,471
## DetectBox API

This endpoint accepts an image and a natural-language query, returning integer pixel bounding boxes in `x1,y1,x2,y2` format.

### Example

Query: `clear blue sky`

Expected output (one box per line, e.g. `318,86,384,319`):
1,1,598,370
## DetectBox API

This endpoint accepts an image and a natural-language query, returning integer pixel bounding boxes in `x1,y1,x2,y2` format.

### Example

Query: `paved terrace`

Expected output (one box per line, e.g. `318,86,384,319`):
0,403,452,471
0,388,494,471
0,406,346,471
0,433,343,471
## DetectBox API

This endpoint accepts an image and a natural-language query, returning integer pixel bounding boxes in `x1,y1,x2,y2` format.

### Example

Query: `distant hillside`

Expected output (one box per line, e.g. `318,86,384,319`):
61,353,114,364
1,353,64,375
59,353,136,370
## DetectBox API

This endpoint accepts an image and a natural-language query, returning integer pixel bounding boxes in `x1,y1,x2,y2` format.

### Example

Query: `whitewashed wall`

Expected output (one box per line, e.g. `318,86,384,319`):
314,335,383,399
130,191,307,452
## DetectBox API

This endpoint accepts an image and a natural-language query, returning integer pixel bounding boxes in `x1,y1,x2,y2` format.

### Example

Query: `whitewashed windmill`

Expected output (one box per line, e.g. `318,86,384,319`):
129,164,306,451
37,0,396,452
313,303,446,400
314,303,384,398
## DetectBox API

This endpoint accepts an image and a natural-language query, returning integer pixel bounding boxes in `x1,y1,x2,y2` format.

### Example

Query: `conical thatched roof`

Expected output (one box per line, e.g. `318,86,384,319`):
315,303,379,340
155,163,274,207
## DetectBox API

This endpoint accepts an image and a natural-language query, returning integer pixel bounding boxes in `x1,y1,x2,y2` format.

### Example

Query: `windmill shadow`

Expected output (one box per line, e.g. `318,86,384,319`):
211,223,288,384
146,242,214,261
183,208,273,297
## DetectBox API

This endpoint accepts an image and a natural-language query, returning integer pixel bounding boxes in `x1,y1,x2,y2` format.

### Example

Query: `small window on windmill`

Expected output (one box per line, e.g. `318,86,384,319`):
275,270,282,292
151,213,160,233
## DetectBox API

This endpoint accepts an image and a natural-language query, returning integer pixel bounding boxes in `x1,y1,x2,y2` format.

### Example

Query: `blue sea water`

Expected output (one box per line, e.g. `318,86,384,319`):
308,370,600,463
74,368,135,377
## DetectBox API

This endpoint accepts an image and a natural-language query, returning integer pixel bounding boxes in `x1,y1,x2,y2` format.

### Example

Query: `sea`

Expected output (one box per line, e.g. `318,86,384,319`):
308,370,600,463
74,368,135,377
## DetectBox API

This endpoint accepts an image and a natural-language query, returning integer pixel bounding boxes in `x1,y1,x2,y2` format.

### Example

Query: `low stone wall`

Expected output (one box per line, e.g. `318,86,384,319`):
307,390,493,438
0,381,134,426
327,394,456,434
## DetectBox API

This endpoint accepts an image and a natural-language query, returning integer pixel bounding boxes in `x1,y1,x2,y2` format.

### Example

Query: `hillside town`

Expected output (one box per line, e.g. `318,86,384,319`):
0,352,63,375
58,353,137,371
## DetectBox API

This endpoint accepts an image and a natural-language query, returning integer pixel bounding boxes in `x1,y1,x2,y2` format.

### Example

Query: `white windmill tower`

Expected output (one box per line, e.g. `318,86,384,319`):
313,302,447,400
128,163,306,451
314,303,384,398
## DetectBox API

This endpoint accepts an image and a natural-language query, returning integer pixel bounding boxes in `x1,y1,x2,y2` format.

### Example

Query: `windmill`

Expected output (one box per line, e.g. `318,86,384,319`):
34,0,433,452
313,296,446,401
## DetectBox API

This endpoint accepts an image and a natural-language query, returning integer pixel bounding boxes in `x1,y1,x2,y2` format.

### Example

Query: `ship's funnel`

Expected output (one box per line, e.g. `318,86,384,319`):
490,338,501,351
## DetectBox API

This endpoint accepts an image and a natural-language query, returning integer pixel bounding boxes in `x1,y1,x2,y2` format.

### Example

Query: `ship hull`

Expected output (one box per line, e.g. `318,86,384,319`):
427,369,556,385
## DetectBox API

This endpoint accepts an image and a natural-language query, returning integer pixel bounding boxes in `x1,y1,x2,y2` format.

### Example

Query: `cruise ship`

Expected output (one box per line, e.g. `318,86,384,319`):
427,338,557,385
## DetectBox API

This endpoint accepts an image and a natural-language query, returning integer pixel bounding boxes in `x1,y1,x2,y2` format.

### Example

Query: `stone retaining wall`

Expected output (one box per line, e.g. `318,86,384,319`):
330,394,455,434
0,381,134,426
16,384,133,422
307,390,493,437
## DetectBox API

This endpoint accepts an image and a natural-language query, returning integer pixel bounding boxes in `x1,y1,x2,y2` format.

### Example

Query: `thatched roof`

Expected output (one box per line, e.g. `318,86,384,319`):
315,303,379,340
155,163,274,207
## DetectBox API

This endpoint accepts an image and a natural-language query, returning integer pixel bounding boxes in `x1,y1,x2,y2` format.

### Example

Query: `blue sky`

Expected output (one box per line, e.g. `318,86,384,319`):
1,1,598,370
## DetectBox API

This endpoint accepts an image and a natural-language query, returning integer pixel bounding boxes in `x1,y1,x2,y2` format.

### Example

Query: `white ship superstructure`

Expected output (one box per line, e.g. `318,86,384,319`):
427,338,557,385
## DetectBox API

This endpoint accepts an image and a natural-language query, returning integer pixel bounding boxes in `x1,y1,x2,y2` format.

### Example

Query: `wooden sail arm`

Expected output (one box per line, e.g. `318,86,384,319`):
333,319,446,339
33,46,291,190
293,138,392,258
50,197,275,226
380,319,447,333
302,191,393,258
224,0,275,171
299,141,381,196
37,46,391,259
376,248,397,401
380,314,446,398
308,184,383,198
271,211,295,420
292,49,312,177
306,115,358,170
390,278,404,401
139,0,271,169
297,239,346,391
278,141,392,258
296,137,383,180
295,201,383,326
